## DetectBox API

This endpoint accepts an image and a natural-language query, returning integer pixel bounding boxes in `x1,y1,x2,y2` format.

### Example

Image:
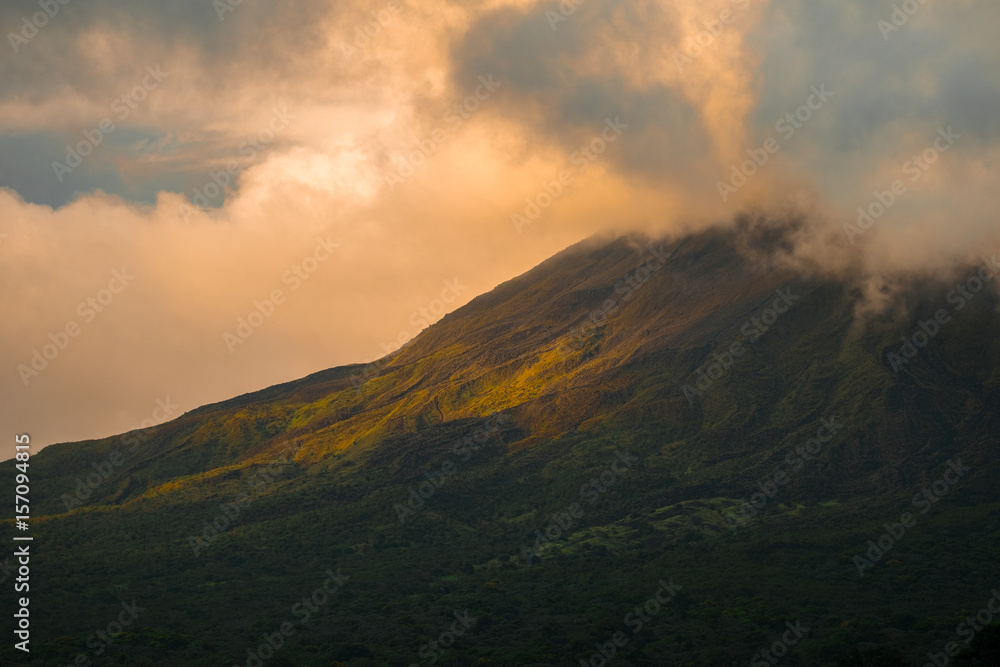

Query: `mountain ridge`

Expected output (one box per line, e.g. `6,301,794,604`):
4,221,999,666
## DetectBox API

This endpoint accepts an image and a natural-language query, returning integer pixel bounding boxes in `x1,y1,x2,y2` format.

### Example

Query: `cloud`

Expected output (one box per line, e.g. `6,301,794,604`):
1,0,998,449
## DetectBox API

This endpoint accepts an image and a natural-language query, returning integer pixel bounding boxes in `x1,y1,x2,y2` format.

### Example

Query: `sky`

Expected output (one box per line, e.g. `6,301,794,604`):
1,0,998,451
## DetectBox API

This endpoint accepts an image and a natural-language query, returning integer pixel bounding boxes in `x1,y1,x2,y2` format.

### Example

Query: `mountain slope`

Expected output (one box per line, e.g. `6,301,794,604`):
4,222,999,666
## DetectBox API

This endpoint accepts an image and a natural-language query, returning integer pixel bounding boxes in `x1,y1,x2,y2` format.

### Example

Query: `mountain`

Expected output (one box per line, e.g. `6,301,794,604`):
4,221,1000,666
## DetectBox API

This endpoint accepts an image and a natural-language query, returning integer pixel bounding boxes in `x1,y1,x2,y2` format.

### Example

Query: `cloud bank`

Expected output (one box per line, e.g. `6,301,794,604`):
1,0,997,448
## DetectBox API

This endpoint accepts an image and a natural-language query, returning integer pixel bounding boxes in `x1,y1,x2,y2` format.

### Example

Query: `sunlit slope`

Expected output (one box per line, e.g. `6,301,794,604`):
24,225,1000,518
4,223,1000,665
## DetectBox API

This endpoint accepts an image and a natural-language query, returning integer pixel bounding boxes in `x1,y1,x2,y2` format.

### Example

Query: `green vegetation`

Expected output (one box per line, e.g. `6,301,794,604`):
3,227,998,665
